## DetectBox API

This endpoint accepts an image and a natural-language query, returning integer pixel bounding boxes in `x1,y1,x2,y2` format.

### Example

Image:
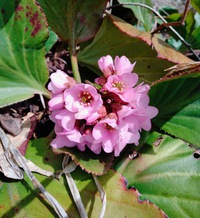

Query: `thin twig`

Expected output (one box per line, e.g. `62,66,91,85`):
106,3,200,60
62,155,88,218
39,94,46,109
151,0,191,34
93,175,106,218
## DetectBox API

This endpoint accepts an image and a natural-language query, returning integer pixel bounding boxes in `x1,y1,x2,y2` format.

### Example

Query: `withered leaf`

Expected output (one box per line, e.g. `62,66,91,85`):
0,113,22,136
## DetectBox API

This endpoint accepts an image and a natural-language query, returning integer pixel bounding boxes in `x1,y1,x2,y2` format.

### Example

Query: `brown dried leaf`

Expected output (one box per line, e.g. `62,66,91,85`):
9,112,37,155
165,61,200,76
0,128,24,179
152,61,200,84
0,113,54,179
0,113,22,136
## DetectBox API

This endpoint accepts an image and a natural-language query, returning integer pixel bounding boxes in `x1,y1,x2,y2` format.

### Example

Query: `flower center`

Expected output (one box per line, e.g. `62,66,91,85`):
104,66,114,78
112,81,125,92
79,91,93,106
104,123,114,132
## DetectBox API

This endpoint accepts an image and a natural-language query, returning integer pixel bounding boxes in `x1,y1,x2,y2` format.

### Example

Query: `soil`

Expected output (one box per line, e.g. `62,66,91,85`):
152,0,188,12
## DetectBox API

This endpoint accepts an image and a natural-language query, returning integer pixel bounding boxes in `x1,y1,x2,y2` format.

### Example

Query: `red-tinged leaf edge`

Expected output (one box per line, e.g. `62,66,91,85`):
120,180,167,218
102,170,168,218
110,14,191,64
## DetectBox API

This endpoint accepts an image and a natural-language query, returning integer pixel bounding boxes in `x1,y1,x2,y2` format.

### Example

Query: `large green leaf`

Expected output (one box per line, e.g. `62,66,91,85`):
114,131,200,218
150,74,200,147
37,0,108,45
0,137,166,217
78,14,191,84
0,0,50,107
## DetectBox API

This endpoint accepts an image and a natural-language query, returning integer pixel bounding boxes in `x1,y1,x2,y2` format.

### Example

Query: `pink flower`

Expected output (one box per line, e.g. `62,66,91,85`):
48,93,64,111
64,84,103,122
134,106,158,131
117,104,158,133
54,126,86,151
87,141,102,154
50,135,76,148
117,105,140,132
104,72,138,101
98,55,135,77
98,55,114,78
52,109,76,131
48,55,158,157
114,126,140,156
84,130,102,154
92,115,119,153
63,128,86,151
91,112,141,156
48,70,76,94
127,83,151,108
114,56,136,75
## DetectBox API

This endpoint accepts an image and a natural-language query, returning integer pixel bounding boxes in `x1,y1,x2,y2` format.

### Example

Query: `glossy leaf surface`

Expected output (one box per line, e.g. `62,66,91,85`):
0,0,50,107
37,0,108,45
114,132,200,218
150,75,200,147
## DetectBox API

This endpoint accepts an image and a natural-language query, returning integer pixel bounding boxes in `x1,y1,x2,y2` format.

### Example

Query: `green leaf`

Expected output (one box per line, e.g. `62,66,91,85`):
45,28,58,53
78,14,191,84
118,0,153,32
150,75,200,147
0,0,50,107
0,137,166,217
76,170,166,218
166,10,195,39
187,26,200,50
158,6,178,15
25,137,63,172
37,0,108,45
0,176,61,217
114,132,200,218
53,146,114,175
165,10,200,51
191,0,200,14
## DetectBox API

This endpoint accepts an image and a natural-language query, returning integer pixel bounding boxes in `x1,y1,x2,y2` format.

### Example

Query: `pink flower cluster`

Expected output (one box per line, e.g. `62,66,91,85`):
48,55,158,156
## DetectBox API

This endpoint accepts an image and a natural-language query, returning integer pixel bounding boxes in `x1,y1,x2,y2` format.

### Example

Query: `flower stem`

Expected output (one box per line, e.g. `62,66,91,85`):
70,54,82,83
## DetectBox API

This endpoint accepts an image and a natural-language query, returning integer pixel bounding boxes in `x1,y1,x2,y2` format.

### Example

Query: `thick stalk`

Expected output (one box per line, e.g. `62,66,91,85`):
69,45,82,83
